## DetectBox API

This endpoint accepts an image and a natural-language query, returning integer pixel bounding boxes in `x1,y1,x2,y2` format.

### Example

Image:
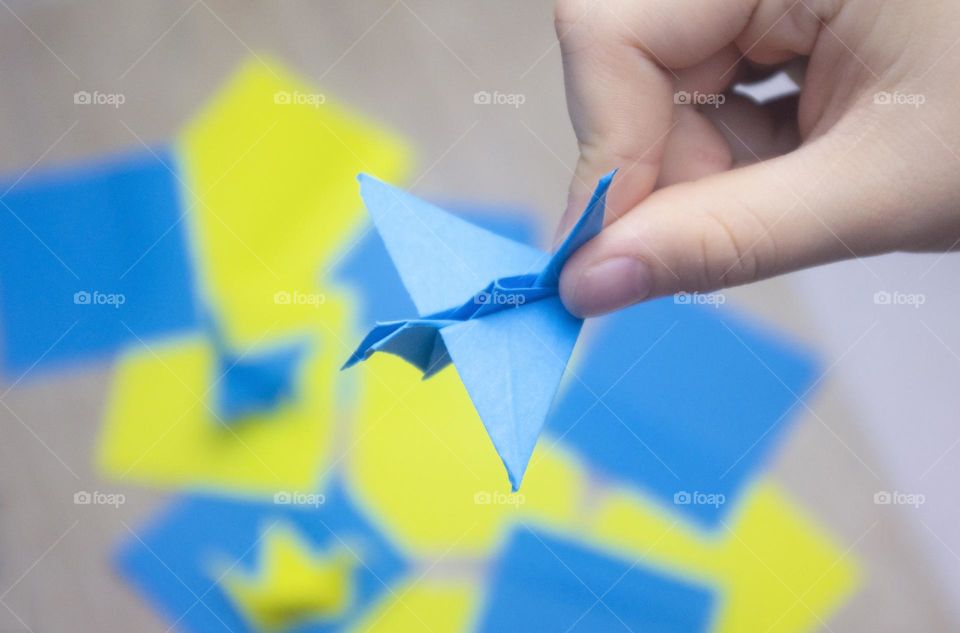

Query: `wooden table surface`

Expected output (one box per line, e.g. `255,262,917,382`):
0,1,954,631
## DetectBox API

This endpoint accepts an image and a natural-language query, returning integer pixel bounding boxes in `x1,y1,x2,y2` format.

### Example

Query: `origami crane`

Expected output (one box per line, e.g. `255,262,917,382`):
206,311,308,424
344,170,615,489
218,524,356,631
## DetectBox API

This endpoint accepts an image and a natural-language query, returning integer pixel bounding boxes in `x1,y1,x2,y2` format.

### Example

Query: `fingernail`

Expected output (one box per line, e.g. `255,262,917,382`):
565,256,652,317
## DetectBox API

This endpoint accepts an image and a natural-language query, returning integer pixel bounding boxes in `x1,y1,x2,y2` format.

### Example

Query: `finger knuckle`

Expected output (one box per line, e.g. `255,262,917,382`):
554,0,592,34
701,199,778,288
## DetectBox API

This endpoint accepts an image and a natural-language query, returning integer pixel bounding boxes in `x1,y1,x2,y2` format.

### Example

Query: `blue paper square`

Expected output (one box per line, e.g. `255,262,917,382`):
475,528,715,632
115,481,407,633
0,148,199,378
547,298,818,528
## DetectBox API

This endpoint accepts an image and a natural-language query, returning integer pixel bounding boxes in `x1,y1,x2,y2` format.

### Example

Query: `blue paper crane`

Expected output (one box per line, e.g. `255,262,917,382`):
343,171,615,490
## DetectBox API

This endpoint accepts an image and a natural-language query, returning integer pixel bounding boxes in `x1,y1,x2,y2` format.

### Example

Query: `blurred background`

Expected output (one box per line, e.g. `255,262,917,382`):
0,1,958,632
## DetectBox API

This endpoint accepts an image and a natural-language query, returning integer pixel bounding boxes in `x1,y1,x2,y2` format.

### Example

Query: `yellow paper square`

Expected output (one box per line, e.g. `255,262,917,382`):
348,578,478,633
97,57,412,492
96,301,347,493
347,354,589,557
590,483,860,633
177,56,412,344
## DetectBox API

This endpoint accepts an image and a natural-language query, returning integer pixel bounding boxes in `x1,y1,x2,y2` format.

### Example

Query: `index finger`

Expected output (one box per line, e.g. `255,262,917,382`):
554,0,755,235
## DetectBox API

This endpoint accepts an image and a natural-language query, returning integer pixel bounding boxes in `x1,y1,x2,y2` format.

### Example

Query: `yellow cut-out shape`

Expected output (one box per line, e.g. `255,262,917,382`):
98,56,412,492
218,524,355,632
348,577,478,633
96,299,346,493
347,354,588,557
177,56,412,345
590,483,860,633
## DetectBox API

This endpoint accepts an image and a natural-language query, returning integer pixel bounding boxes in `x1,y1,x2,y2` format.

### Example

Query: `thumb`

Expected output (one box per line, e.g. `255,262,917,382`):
558,133,904,317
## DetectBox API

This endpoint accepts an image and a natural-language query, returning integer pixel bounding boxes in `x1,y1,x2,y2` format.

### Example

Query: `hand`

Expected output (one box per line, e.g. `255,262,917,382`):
554,0,960,317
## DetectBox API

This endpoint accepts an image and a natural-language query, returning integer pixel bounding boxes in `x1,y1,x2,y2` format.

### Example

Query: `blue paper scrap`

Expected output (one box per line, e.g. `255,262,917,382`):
0,147,199,378
475,528,715,633
115,481,407,633
548,298,818,528
343,171,616,490
206,313,309,424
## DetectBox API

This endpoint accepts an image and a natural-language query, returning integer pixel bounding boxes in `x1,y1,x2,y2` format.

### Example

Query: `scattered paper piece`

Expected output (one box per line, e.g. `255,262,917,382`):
97,55,412,491
177,57,411,347
205,313,310,424
215,339,308,424
590,482,860,633
217,524,355,630
0,147,199,378
115,481,406,633
95,300,345,493
347,352,589,557
475,528,715,632
548,297,818,527
346,578,479,633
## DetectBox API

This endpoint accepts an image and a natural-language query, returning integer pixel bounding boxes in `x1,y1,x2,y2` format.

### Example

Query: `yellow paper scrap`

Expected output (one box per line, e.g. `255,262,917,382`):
219,523,355,631
348,354,588,556
590,483,860,633
348,578,478,633
177,57,412,345
97,301,346,492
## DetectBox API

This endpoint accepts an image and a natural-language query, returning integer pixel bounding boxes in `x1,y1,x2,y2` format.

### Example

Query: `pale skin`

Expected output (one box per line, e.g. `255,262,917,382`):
554,0,960,317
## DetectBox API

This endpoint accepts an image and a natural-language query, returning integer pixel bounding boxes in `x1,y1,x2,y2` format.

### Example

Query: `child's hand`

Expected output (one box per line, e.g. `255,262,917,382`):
555,0,960,316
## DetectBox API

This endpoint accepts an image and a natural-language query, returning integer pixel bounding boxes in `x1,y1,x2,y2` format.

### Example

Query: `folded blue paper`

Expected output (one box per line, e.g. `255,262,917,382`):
115,480,407,633
342,172,615,490
0,148,199,379
206,313,309,424
475,528,715,632
548,298,818,528
333,204,539,330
